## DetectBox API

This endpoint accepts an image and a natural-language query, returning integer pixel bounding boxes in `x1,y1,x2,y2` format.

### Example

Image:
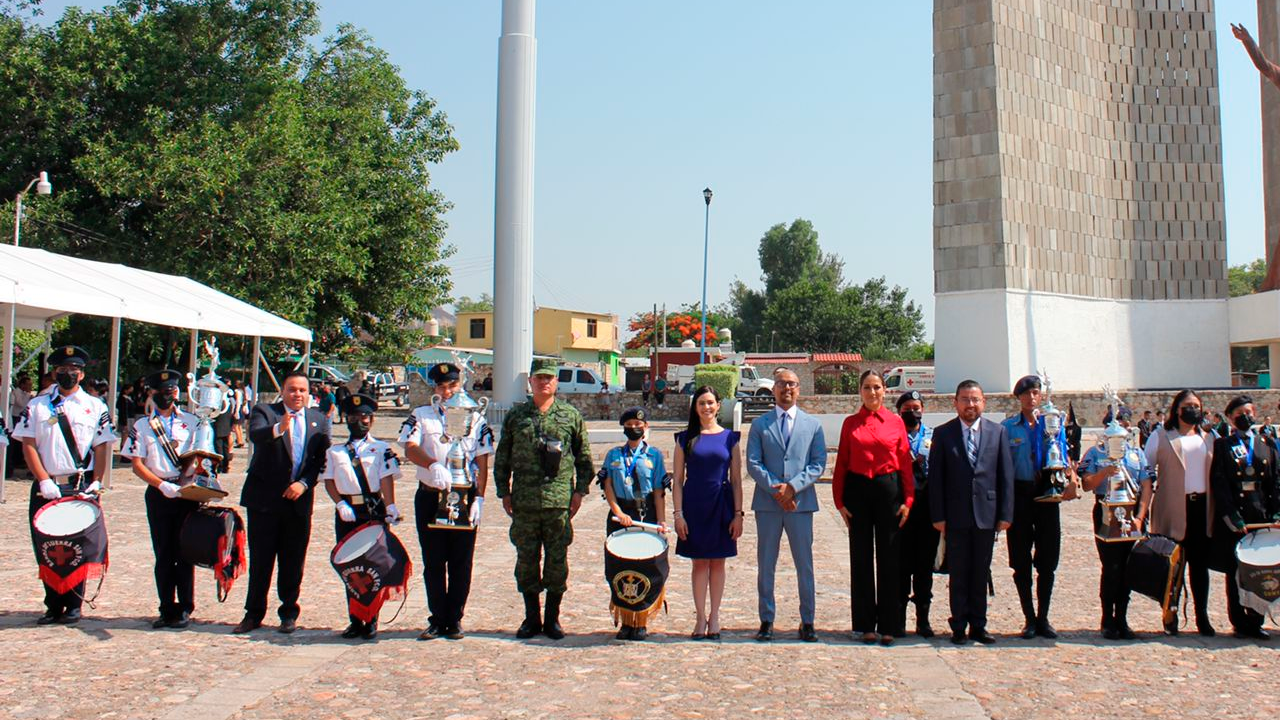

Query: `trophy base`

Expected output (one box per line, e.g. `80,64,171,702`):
1095,501,1140,543
1034,492,1065,504
426,518,476,531
427,483,475,531
178,475,228,503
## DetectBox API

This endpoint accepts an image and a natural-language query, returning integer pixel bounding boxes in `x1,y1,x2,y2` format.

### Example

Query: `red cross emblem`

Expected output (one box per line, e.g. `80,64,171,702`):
907,378,915,386
347,571,375,595
47,545,75,566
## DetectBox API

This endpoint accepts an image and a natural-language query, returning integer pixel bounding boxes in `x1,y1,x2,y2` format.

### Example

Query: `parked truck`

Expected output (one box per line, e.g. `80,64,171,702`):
666,352,774,396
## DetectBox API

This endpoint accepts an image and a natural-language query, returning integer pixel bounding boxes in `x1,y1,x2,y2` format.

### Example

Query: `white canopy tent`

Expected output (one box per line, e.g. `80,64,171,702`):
0,244,313,502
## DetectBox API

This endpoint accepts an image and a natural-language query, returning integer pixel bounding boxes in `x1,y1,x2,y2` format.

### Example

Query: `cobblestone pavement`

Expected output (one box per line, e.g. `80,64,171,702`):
0,417,1276,720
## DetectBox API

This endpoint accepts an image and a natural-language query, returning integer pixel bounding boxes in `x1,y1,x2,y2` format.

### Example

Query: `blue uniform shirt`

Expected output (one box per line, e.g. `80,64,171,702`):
599,442,667,503
1079,441,1152,496
907,423,933,478
1002,412,1068,483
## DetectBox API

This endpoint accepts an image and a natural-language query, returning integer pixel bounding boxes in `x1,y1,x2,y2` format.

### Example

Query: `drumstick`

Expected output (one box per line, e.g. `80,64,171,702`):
627,520,670,533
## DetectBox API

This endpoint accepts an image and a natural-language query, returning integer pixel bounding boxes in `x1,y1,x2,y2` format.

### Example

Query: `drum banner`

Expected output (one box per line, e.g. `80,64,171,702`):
331,522,413,623
179,507,248,601
31,498,109,595
605,547,669,627
1236,530,1280,617
214,511,247,601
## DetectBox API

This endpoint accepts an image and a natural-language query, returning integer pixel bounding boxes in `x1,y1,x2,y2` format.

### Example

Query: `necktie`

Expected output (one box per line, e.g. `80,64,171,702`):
966,425,978,466
290,411,305,477
780,411,791,448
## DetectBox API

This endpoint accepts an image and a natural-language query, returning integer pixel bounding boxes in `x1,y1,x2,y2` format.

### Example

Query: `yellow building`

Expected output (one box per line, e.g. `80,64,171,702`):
455,306,621,383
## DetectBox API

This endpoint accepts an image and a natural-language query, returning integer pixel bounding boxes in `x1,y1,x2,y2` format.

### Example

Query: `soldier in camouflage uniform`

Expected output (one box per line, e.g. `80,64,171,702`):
494,359,594,639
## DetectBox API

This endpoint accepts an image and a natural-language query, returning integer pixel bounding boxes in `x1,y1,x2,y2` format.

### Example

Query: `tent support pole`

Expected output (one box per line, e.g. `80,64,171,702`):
187,329,198,412
251,336,261,401
105,317,121,489
0,303,13,503
40,319,52,376
302,341,310,376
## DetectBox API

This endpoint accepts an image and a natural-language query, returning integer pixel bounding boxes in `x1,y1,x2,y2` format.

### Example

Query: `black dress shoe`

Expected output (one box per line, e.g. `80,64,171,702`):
232,616,262,634
278,618,297,634
152,617,171,630
168,612,190,629
1196,621,1216,637
1234,627,1271,640
418,624,440,640
1020,621,1037,639
1116,623,1137,640
446,623,465,640
950,631,968,645
37,610,61,626
341,622,364,639
616,625,634,641
916,620,935,639
516,619,541,639
971,630,996,645
631,626,647,641
1035,619,1058,639
755,621,773,642
1102,626,1120,640
860,631,879,645
362,621,378,640
58,609,81,625
799,623,817,642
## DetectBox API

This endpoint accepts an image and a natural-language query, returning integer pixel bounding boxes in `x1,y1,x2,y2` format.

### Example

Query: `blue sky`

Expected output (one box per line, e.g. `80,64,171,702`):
35,1,1273,342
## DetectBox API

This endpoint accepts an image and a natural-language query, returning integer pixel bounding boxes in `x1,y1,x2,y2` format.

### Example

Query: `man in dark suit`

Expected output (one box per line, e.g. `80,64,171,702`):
234,371,331,634
927,379,1014,645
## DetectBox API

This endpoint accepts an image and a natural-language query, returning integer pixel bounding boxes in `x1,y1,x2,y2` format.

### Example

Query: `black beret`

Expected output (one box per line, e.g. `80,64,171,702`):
1013,375,1042,396
896,390,923,409
1225,395,1255,416
51,345,90,368
145,369,184,390
619,406,647,425
428,363,460,384
342,393,378,415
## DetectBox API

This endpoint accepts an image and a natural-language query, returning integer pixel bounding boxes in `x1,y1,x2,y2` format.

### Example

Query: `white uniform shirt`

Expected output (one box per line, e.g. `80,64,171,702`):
120,410,200,480
12,389,116,476
397,403,494,482
319,435,401,495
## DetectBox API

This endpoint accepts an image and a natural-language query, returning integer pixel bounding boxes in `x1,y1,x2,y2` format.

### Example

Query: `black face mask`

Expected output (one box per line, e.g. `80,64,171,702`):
55,372,77,391
154,394,175,410
623,427,645,441
347,418,371,439
901,410,922,429
1234,414,1255,433
1179,406,1204,426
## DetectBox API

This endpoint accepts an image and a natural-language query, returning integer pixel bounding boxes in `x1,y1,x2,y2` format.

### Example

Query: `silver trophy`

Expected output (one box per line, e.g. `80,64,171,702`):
1035,370,1068,503
428,352,489,530
1096,385,1140,542
178,339,231,502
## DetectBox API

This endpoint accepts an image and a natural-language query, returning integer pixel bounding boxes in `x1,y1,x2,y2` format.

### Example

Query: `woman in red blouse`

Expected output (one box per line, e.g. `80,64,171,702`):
832,369,915,645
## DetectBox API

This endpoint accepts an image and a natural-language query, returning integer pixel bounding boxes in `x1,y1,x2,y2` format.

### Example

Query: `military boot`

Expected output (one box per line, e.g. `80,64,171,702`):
543,592,565,640
516,592,541,639
915,602,935,638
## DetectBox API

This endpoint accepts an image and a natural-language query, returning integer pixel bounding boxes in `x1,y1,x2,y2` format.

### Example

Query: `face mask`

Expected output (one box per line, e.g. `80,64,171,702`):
55,372,77,391
154,394,175,410
623,427,645,441
347,418,370,439
1179,406,1203,426
1234,414,1255,432
901,410,922,429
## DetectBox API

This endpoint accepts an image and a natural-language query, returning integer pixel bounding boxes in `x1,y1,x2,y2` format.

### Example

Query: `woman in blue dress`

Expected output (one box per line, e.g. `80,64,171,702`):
672,386,744,640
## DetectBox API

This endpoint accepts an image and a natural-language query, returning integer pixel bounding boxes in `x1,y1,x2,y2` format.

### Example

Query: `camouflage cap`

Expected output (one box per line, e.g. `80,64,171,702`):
530,359,558,377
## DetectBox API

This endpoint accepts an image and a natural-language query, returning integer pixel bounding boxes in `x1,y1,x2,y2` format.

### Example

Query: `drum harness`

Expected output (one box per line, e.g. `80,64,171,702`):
342,443,408,625
51,397,107,606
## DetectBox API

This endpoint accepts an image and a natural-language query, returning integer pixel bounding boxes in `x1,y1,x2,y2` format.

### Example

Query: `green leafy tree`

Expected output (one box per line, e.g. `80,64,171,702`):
1,1,457,362
1229,258,1267,297
454,293,494,313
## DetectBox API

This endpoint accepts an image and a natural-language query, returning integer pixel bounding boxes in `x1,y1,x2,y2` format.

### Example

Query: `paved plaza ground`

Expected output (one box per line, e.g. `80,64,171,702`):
1,416,1277,720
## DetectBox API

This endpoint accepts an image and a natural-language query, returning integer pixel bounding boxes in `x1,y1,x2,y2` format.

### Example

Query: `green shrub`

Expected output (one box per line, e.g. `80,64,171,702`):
693,364,739,399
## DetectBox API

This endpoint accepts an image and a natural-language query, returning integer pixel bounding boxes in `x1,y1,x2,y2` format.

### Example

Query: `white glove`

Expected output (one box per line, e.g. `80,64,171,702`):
38,479,61,500
336,501,356,523
79,480,101,497
157,481,182,499
385,503,401,525
422,462,452,491
469,496,484,526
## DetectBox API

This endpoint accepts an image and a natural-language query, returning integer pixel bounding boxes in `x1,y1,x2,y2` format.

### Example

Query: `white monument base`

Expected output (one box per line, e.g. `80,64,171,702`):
935,289,1230,393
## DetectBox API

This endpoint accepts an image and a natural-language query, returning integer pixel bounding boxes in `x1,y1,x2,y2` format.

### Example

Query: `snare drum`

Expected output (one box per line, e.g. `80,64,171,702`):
331,522,413,622
31,497,109,595
1126,534,1185,627
179,506,246,601
604,527,669,627
1236,528,1280,617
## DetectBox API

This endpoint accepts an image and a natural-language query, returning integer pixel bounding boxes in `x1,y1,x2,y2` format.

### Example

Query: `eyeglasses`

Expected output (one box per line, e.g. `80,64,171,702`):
776,381,799,388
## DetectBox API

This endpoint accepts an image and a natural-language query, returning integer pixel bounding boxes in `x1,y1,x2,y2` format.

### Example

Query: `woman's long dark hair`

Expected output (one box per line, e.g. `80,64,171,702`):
1164,389,1202,432
683,385,721,455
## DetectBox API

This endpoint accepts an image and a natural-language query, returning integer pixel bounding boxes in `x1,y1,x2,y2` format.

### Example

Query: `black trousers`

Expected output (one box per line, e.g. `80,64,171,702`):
415,487,477,629
898,485,940,629
1007,482,1061,620
846,472,902,635
244,508,312,622
1182,494,1212,620
1093,503,1135,627
946,526,996,635
29,482,83,614
144,485,198,619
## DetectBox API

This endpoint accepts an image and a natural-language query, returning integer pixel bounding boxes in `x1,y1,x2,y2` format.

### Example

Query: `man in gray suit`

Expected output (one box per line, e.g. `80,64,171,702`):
747,368,826,642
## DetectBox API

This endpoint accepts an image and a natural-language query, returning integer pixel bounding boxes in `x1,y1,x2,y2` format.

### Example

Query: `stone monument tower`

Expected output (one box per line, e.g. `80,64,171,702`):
933,0,1230,392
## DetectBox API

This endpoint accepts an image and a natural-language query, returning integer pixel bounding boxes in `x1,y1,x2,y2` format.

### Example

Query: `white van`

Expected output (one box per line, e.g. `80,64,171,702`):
555,366,621,394
883,366,935,394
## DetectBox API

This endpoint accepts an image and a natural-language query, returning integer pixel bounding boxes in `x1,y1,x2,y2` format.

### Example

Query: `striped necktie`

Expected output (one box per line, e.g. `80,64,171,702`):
966,425,978,466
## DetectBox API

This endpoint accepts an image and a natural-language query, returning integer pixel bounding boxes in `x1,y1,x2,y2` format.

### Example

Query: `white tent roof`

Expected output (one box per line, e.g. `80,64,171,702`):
0,244,311,341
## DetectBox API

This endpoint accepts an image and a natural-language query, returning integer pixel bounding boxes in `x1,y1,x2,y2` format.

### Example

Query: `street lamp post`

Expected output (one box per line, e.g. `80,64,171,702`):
771,330,777,353
699,187,712,364
12,171,52,247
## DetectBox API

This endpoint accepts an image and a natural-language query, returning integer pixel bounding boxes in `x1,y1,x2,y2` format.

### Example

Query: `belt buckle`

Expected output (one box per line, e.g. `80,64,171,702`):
348,495,365,506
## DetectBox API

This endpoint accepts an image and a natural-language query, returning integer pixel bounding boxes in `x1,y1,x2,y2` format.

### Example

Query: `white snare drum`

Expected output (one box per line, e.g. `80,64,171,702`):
1236,528,1280,616
605,527,667,560
332,524,384,565
33,498,100,537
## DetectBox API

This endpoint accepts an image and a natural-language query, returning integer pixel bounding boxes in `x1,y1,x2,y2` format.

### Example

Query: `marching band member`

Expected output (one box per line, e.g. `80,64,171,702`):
1079,406,1151,640
14,345,116,626
121,370,201,629
321,392,401,640
399,362,493,640
1209,395,1280,640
